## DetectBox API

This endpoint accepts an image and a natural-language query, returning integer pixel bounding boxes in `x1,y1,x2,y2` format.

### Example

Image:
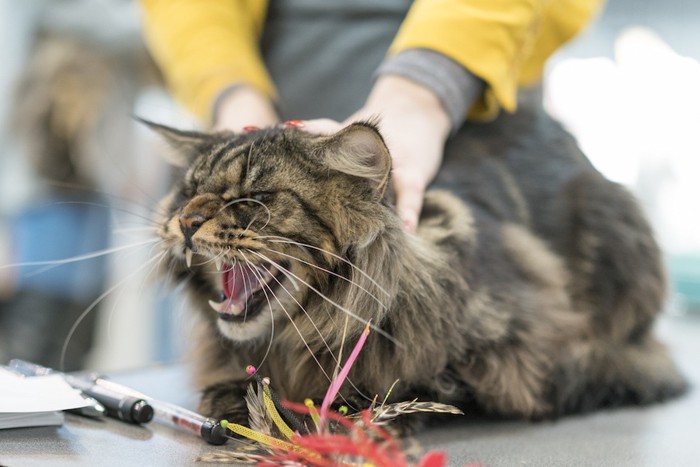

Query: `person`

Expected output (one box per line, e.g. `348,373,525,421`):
139,0,604,232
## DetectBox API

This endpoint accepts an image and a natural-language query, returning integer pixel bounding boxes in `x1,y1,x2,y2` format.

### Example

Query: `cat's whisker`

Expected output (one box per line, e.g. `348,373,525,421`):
244,212,270,234
260,245,388,310
254,235,391,298
252,249,337,330
239,253,336,389
249,251,334,353
144,205,171,222
44,200,163,226
41,179,167,215
240,246,299,291
219,198,270,217
169,266,193,294
113,218,160,227
59,250,167,371
105,249,168,346
95,247,169,351
113,226,159,235
241,261,256,326
1,238,161,271
250,253,373,404
261,254,299,292
5,238,164,281
147,238,169,259
237,253,277,371
248,249,403,348
218,197,272,234
249,250,337,335
150,250,185,301
140,244,172,298
192,250,227,271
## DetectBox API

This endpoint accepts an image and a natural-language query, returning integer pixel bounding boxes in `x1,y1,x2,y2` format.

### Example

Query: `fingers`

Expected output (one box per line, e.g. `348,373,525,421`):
279,116,434,235
301,114,437,234
212,86,279,132
392,173,426,233
396,191,423,233
299,118,343,135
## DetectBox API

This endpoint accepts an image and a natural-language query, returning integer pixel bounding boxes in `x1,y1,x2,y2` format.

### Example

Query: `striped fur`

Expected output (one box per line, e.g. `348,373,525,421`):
153,109,686,429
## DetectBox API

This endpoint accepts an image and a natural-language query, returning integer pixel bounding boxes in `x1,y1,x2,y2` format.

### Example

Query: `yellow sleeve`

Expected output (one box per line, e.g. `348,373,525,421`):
139,0,272,122
389,0,604,120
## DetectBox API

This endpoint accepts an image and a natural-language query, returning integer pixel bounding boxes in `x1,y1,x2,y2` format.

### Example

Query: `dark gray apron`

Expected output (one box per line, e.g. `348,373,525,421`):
261,0,412,121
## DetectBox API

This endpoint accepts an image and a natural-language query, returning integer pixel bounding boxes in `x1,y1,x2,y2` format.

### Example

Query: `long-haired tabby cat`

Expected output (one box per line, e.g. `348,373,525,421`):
150,97,686,430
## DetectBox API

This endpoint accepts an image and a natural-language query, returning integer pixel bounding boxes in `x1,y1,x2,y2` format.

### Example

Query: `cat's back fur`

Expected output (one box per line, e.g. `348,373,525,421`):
428,96,684,415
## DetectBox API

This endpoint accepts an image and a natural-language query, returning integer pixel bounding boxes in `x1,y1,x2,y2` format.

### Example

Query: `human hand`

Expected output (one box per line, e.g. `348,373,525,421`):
304,75,451,232
212,85,279,132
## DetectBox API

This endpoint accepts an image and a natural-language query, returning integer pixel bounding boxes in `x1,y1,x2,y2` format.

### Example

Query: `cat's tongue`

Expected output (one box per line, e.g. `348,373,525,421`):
210,263,277,317
223,265,250,302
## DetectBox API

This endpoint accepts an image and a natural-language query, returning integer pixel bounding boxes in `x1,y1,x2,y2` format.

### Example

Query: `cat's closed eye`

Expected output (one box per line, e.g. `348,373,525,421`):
249,192,272,203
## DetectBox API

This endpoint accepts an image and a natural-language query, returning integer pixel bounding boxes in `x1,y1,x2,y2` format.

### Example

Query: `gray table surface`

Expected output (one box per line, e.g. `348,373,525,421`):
1,314,698,467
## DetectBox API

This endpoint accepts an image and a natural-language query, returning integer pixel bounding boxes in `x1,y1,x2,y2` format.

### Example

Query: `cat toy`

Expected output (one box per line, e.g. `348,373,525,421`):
199,322,463,466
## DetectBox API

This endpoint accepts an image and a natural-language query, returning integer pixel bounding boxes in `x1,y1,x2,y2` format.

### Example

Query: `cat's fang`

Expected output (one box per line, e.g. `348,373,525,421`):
208,298,244,316
214,258,222,271
185,249,193,268
208,299,224,312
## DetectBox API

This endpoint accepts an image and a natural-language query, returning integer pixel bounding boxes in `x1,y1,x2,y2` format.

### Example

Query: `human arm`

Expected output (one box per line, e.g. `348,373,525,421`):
211,85,278,132
352,0,605,230
366,50,484,231
139,0,274,125
389,0,606,120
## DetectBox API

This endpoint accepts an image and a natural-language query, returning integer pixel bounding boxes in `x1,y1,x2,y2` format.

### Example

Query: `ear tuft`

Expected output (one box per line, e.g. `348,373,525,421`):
137,117,212,166
317,121,392,195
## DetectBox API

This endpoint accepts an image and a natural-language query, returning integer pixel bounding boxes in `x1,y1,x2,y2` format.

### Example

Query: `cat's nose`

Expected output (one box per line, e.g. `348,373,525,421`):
178,194,222,248
179,214,206,248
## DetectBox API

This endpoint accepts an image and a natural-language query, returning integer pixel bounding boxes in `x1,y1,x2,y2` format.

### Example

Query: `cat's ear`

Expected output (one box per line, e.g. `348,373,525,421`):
316,121,392,195
137,118,212,166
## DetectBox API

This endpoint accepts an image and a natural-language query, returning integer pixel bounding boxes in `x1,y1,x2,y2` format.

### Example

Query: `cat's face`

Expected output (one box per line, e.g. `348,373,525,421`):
153,122,392,342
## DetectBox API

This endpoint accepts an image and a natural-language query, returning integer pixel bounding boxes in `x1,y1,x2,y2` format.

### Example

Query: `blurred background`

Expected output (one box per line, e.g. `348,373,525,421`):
0,0,698,373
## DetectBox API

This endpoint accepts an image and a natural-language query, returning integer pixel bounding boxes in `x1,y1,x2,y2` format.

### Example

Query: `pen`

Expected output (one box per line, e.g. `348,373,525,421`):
66,376,154,424
87,376,228,445
8,359,152,424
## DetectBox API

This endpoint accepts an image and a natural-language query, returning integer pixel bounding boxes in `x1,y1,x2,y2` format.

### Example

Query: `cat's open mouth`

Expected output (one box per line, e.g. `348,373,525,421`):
207,262,287,323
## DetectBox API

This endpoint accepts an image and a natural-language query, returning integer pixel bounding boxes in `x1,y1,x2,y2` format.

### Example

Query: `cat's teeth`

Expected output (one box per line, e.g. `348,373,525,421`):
228,303,243,316
185,249,193,268
214,258,222,271
208,299,223,312
208,299,244,316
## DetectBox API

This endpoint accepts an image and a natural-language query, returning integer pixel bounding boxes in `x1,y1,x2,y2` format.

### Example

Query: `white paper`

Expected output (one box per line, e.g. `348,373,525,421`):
0,368,90,413
0,411,64,429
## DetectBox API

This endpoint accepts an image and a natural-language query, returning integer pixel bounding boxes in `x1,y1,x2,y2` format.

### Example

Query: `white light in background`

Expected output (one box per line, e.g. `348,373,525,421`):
545,27,700,256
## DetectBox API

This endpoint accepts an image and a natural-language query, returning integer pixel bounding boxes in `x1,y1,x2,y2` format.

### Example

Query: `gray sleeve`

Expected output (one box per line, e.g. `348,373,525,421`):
375,48,485,132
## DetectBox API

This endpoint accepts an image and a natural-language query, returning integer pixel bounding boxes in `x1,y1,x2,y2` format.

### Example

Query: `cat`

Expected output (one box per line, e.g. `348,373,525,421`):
150,96,686,431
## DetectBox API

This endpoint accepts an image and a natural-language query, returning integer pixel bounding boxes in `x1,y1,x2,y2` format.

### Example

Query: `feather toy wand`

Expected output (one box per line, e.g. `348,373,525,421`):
318,320,371,431
203,320,466,465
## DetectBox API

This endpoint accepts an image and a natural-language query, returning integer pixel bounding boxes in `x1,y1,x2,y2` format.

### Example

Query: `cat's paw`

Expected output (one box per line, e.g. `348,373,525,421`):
198,380,250,426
